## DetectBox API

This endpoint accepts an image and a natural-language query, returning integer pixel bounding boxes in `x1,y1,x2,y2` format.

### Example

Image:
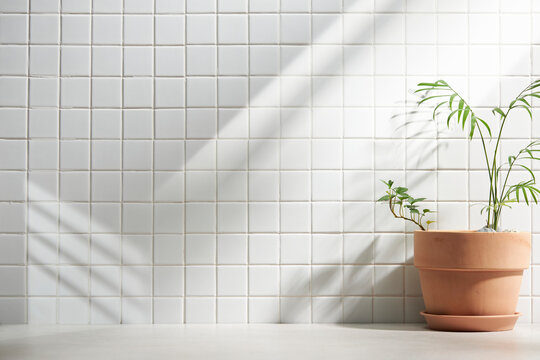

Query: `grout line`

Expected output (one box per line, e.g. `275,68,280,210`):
246,0,251,324
402,4,406,323
277,0,282,324
529,0,534,323
215,0,218,323
119,0,125,324
87,0,94,324
309,0,313,324
370,0,375,324
24,0,30,324
183,5,187,325
55,1,62,324
340,0,345,324
151,0,156,325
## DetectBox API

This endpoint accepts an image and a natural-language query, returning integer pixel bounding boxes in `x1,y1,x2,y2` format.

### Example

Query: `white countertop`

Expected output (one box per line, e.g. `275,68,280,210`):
1,324,539,360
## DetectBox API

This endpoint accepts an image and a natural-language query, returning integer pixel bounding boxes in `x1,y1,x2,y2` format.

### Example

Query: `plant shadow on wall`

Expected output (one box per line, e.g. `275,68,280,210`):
381,80,540,232
182,1,409,324
28,199,123,323
19,0,411,324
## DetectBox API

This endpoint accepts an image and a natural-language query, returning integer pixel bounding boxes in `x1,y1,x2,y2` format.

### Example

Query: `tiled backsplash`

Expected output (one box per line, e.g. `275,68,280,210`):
0,0,539,324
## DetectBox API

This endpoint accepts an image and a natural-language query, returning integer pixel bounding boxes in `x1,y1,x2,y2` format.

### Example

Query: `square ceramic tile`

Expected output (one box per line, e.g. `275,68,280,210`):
217,203,247,233
185,298,216,323
93,15,122,44
313,235,342,264
312,297,343,323
154,235,184,265
186,14,216,44
186,140,216,170
217,266,247,295
30,15,58,44
156,47,184,76
280,171,310,201
155,110,185,139
30,78,58,107
91,234,121,265
312,203,342,232
344,297,372,323
154,266,184,296
249,140,280,169
218,0,247,12
249,235,279,264
60,78,90,108
122,297,152,324
281,266,310,296
188,46,216,75
373,297,403,323
156,78,185,108
156,15,185,45
281,14,310,44
219,46,248,75
249,266,279,295
218,77,248,107
0,46,27,75
218,15,247,44
154,298,183,324
92,78,122,108
124,0,153,13
185,203,216,233
281,46,311,75
217,140,248,170
217,234,247,264
248,203,279,232
154,203,184,233
312,14,342,44
281,234,310,264
249,14,278,43
156,0,185,13
217,298,247,324
123,110,152,139
124,47,153,76
91,266,121,296
248,297,279,323
60,172,89,201
280,203,310,233
312,266,342,295
61,15,91,44
0,235,25,265
122,266,152,296
58,298,89,324
344,14,373,44
93,0,122,13
28,298,56,324
124,15,153,45
123,205,153,234
186,78,217,107
186,266,216,296
60,140,89,170
91,298,121,324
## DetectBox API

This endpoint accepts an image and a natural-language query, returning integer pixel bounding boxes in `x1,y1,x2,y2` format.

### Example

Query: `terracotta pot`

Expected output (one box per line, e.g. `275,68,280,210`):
414,230,530,331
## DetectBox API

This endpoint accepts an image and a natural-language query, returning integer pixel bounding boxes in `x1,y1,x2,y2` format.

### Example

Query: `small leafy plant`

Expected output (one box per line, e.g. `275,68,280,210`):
378,180,434,231
381,79,540,231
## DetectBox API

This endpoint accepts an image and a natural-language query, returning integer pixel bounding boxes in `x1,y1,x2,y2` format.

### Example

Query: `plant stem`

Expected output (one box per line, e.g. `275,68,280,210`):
445,83,496,227
388,196,426,231
490,88,528,230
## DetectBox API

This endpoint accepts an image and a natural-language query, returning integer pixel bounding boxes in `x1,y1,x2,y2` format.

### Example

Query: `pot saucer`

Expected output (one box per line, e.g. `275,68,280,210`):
420,311,521,332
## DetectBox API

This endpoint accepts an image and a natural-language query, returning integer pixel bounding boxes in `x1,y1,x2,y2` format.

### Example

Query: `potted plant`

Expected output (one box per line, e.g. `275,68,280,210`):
378,80,535,331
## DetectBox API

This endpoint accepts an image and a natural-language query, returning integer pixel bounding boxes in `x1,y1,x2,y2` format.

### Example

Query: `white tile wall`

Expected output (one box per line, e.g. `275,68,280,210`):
0,0,539,324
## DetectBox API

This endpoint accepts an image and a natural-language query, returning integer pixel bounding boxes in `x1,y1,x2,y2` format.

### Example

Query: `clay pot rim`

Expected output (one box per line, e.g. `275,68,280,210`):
414,230,530,235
